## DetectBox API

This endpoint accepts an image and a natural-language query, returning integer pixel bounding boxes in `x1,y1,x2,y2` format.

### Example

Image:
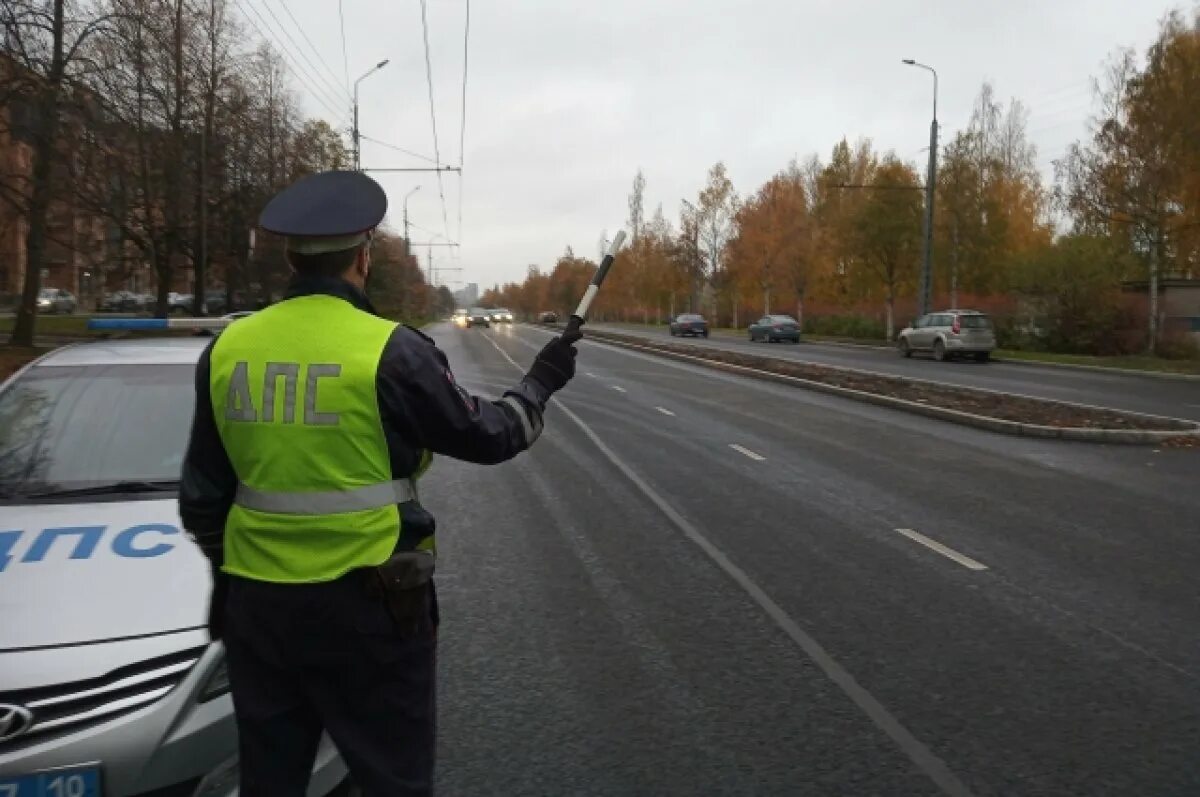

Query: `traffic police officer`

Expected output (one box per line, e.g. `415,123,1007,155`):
179,170,580,796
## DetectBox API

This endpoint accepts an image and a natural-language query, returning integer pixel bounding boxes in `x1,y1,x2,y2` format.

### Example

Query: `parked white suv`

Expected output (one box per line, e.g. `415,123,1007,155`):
897,310,996,362
0,339,348,796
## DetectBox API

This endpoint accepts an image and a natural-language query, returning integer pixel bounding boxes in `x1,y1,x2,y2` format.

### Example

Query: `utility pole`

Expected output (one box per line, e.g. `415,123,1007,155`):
903,58,938,316
403,186,421,256
352,59,390,170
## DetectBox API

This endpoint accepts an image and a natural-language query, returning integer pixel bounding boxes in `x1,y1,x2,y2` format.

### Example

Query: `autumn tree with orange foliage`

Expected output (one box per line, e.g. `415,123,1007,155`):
726,164,811,322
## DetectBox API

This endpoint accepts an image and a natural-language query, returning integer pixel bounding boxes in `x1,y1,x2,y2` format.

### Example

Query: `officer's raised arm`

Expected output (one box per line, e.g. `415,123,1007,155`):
377,324,577,465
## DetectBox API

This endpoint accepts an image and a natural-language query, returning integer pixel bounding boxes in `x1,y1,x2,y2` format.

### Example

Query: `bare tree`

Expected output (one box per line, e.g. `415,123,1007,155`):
2,0,113,344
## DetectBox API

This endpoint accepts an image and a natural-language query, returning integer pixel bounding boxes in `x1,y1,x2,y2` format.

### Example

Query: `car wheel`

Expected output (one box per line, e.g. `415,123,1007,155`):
899,338,912,358
974,352,990,363
933,339,946,362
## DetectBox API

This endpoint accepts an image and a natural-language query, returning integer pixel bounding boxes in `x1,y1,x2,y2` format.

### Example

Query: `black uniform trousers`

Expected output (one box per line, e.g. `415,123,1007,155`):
222,571,438,797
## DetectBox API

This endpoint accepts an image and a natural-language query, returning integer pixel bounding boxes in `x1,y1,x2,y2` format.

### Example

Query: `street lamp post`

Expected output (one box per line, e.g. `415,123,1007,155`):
352,59,390,171
903,58,938,316
403,185,421,257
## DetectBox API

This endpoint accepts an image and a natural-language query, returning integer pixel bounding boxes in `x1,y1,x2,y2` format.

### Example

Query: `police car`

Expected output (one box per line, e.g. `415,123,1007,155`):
0,332,348,796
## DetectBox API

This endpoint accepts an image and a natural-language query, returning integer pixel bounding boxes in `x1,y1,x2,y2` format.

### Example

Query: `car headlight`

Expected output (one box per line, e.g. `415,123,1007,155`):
199,652,230,702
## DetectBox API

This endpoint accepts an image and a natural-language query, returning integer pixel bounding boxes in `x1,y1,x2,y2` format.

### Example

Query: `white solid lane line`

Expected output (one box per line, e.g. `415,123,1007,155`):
587,372,598,378
895,529,989,571
480,332,974,797
655,406,676,416
610,385,627,393
729,444,766,461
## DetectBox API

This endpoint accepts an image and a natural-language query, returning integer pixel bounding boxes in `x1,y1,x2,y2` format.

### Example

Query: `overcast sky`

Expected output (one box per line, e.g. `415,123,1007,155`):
264,0,1175,290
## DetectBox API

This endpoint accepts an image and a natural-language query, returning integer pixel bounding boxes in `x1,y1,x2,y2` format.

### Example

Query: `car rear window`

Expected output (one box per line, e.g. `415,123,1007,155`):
679,315,705,321
0,364,194,498
769,316,796,323
959,315,992,329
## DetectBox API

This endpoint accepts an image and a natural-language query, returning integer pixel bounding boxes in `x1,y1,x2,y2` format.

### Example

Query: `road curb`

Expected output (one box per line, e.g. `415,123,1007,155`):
576,332,1200,445
990,355,1200,382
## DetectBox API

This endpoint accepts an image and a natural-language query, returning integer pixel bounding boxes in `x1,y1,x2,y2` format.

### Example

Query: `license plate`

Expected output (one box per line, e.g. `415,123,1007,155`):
0,766,101,797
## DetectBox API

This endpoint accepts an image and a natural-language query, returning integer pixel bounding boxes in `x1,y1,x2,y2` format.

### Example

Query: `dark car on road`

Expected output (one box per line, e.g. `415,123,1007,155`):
537,311,559,324
748,314,800,343
467,307,491,328
669,314,709,338
203,290,228,315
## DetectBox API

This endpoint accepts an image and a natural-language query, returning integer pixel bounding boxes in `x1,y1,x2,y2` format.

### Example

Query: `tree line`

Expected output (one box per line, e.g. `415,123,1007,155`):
485,8,1199,356
1,0,440,345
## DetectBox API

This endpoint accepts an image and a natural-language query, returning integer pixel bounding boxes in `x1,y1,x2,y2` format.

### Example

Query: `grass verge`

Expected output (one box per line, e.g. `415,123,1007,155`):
995,349,1200,376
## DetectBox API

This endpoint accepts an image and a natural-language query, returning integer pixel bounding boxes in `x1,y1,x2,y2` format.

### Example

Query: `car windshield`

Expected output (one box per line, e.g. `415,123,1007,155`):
679,315,704,321
960,315,992,329
0,364,194,499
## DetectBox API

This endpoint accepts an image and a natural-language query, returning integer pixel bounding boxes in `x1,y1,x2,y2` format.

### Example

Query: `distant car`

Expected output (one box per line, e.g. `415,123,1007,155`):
467,307,490,328
537,311,559,324
101,291,142,313
748,314,800,343
203,290,227,315
669,314,709,338
168,292,195,315
37,288,77,314
490,308,514,323
452,309,469,328
897,309,996,362
0,338,349,797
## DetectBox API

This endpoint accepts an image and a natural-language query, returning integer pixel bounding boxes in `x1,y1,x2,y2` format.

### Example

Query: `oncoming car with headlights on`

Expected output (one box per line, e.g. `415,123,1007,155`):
0,335,349,797
489,308,513,324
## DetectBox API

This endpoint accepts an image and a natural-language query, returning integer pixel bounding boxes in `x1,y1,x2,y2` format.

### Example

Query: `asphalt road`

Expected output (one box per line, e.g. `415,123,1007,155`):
592,322,1200,422
419,321,1200,796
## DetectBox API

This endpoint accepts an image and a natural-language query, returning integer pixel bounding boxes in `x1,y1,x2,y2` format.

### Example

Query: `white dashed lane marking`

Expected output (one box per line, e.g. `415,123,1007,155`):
895,528,989,571
729,444,766,461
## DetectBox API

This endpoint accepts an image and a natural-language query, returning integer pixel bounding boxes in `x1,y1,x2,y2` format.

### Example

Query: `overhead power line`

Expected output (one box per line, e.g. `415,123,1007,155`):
260,0,351,105
240,0,350,115
457,0,469,246
231,0,349,123
274,0,349,100
418,0,452,248
408,220,458,245
358,133,439,165
338,0,350,98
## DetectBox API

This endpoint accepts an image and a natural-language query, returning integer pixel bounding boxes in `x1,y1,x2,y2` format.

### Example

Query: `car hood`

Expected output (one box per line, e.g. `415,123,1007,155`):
0,499,210,650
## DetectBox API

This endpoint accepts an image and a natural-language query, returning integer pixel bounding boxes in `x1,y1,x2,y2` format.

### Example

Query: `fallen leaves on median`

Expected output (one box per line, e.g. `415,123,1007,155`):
0,346,45,382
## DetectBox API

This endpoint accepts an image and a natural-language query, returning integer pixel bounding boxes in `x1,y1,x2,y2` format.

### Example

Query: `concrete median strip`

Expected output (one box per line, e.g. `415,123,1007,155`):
558,327,1200,445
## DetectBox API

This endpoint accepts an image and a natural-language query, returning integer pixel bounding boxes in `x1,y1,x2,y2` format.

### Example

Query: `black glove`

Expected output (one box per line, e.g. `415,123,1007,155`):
526,333,579,394
207,568,229,641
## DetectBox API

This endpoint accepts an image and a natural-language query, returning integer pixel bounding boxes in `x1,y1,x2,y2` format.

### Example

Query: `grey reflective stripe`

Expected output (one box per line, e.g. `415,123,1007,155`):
235,479,416,515
501,395,542,447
